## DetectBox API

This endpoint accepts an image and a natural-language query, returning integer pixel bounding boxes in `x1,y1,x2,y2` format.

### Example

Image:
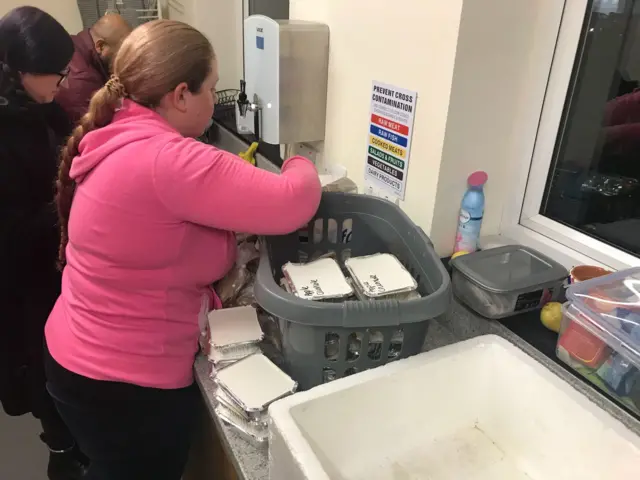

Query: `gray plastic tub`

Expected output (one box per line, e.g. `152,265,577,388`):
451,245,568,319
254,193,451,390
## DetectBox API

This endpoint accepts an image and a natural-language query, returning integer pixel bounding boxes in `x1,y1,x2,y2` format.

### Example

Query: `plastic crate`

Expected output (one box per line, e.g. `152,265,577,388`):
254,193,451,390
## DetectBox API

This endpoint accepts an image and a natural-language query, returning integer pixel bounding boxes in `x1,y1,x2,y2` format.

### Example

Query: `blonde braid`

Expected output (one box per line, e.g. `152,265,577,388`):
104,74,127,98
56,82,122,268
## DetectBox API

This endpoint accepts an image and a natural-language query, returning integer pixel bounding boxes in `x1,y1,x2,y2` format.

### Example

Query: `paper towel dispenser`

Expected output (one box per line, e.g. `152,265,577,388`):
236,16,329,145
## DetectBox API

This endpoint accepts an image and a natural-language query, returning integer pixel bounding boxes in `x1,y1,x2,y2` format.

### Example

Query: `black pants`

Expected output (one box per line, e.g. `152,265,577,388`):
44,347,199,480
34,352,78,451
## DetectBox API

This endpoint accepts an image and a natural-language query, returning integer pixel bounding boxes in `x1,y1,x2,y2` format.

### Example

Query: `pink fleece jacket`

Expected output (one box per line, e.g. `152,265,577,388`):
45,100,321,389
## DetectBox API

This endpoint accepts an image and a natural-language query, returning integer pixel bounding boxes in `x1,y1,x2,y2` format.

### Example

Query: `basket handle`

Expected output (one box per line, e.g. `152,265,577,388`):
417,226,434,249
397,226,451,322
341,299,402,328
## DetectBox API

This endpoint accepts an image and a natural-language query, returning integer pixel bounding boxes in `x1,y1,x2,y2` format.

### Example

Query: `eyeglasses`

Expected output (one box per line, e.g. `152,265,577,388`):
57,68,70,87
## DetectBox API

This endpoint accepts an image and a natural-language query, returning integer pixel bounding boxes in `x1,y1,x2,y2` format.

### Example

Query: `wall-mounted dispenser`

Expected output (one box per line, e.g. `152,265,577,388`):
236,15,330,145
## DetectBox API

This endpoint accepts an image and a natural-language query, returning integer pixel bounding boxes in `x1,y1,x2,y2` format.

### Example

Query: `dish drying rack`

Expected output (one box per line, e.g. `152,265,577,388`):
197,89,240,143
105,0,161,24
78,1,162,28
213,89,240,123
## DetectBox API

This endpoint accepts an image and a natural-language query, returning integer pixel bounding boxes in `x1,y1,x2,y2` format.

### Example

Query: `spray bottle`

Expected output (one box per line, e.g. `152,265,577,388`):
454,171,488,254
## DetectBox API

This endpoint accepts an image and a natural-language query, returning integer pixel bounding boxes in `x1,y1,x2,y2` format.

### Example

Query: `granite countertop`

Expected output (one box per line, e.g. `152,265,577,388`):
194,299,640,480
194,358,269,480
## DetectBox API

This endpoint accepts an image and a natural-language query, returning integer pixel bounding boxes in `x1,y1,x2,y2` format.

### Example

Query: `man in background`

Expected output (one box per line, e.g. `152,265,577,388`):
56,13,132,124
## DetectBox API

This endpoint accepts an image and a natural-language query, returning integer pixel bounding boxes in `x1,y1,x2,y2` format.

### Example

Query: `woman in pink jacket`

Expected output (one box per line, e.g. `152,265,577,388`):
44,19,321,480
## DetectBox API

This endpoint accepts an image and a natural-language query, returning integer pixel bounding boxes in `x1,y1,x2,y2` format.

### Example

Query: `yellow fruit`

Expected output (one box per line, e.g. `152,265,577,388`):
452,251,469,260
541,302,563,333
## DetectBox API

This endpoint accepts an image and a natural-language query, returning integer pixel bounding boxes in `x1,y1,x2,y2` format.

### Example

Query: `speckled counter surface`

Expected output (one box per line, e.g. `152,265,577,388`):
194,299,640,480
194,357,269,480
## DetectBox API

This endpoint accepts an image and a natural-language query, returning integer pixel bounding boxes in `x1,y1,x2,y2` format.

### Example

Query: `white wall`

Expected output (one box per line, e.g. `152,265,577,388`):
0,1,82,33
291,0,566,256
290,0,464,237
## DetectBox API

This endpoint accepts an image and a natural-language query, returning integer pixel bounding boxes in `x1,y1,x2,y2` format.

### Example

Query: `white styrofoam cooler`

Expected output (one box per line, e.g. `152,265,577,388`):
268,335,640,480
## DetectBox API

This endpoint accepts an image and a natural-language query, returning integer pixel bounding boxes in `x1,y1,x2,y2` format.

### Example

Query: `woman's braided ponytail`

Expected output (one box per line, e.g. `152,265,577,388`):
56,76,126,267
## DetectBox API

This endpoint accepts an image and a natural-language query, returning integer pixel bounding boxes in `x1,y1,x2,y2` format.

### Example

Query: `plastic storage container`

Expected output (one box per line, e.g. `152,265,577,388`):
254,192,451,390
451,245,568,319
557,268,640,415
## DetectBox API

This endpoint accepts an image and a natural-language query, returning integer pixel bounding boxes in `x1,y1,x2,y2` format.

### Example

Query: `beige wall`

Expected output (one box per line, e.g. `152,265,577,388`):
430,0,564,254
1,0,568,257
291,0,566,256
0,1,82,33
167,0,244,91
290,0,464,238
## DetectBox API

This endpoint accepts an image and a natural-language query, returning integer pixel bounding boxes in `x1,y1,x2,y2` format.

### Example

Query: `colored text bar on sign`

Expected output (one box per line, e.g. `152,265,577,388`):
368,135,406,159
369,124,408,147
371,114,409,136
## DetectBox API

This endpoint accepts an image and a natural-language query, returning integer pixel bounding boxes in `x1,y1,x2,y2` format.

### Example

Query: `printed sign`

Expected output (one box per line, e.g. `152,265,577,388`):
364,81,417,199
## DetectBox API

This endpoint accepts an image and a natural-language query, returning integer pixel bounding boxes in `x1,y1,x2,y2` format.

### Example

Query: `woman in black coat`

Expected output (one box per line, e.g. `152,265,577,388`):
0,7,86,479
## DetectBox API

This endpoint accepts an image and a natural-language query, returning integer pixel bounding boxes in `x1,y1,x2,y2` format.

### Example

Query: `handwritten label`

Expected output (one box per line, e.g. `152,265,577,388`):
284,258,353,300
300,279,325,298
363,275,387,295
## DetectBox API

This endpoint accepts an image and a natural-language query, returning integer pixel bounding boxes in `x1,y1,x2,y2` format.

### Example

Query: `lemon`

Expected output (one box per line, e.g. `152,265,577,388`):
541,302,563,333
452,251,469,260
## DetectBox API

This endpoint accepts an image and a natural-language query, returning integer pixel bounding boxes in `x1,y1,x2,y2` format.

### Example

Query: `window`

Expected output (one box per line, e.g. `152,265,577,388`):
517,0,640,269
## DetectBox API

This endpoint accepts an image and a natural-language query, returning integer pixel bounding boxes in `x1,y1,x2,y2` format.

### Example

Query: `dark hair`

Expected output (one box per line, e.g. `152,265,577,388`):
0,6,73,74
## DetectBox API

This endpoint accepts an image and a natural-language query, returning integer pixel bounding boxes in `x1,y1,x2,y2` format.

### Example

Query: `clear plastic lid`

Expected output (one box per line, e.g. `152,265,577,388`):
566,267,640,369
451,245,568,293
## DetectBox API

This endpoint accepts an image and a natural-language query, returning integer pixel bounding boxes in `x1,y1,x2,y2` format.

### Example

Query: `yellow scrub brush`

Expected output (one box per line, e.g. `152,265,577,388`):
238,142,258,166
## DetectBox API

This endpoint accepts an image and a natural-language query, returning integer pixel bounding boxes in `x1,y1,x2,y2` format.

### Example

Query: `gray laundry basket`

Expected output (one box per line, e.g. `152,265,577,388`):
254,193,451,390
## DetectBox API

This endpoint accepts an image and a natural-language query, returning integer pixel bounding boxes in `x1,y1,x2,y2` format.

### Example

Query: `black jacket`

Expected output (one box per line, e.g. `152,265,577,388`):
0,71,71,416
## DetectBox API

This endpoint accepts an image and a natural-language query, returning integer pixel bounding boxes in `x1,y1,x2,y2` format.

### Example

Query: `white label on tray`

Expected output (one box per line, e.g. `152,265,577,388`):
208,306,263,347
215,353,296,411
363,275,388,295
284,258,353,300
301,279,324,298
346,253,417,297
